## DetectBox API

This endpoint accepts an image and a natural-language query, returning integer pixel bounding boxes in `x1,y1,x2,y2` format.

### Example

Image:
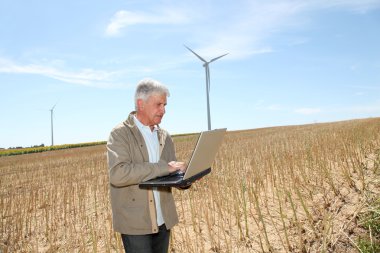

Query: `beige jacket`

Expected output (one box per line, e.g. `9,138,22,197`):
107,112,179,235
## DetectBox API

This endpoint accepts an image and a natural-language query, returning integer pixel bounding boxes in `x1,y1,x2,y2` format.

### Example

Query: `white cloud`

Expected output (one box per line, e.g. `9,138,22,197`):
0,56,185,88
103,0,380,59
0,57,119,88
105,8,189,37
180,0,380,59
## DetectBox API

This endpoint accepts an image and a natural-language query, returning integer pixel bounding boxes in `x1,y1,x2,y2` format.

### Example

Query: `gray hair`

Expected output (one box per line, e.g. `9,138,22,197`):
134,78,170,109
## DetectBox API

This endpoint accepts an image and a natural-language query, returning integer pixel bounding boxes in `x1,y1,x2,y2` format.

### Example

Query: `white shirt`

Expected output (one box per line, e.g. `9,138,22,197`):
133,116,165,226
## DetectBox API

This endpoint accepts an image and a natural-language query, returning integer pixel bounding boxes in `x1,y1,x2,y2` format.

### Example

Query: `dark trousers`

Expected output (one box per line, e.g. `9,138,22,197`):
121,224,170,253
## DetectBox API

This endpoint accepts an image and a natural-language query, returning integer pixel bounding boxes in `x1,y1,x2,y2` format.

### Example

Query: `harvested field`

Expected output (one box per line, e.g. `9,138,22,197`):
1,118,380,252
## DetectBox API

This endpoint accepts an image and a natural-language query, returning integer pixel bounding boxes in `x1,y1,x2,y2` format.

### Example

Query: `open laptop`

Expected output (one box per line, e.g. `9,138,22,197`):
139,128,227,188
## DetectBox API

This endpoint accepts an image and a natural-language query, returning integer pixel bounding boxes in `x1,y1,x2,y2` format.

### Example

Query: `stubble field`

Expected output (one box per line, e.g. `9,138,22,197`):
1,118,379,252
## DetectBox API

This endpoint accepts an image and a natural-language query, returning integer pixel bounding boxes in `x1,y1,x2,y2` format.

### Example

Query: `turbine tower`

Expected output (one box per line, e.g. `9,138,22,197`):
184,45,228,130
50,103,57,146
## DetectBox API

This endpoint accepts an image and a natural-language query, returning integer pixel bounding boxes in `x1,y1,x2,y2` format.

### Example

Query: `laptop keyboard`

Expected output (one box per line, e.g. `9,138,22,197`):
157,173,184,182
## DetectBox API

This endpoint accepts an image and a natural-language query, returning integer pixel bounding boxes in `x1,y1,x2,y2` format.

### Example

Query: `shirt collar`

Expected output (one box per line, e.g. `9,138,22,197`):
133,115,158,132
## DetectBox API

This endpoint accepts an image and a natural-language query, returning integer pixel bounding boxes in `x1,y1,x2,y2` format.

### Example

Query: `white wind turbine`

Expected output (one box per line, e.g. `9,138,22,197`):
184,45,228,130
50,103,57,146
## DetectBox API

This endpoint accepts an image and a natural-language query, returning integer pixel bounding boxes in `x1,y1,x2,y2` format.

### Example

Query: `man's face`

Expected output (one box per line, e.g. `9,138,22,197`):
137,94,167,127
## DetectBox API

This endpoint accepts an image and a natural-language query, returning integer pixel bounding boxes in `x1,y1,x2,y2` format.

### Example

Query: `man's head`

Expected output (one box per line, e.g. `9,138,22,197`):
135,78,170,128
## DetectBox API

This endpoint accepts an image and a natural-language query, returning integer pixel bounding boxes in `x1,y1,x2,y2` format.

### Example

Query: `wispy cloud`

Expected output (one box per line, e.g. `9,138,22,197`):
4,0,378,87
0,56,186,88
217,0,380,58
178,0,380,59
105,8,189,37
103,0,380,59
184,1,306,59
0,57,120,88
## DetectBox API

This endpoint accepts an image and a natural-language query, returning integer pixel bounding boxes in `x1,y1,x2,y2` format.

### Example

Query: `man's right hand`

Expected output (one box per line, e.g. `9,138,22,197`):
168,161,187,173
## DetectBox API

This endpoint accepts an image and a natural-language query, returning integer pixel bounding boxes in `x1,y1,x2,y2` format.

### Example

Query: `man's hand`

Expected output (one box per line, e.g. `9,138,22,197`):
168,161,187,173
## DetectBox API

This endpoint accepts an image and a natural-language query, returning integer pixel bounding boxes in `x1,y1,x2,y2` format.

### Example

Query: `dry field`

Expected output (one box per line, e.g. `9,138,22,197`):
1,118,380,252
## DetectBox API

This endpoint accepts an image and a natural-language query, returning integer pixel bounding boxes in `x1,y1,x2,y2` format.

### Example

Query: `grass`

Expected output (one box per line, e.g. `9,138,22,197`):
0,117,380,252
0,133,198,157
355,141,380,253
357,197,380,253
0,141,107,157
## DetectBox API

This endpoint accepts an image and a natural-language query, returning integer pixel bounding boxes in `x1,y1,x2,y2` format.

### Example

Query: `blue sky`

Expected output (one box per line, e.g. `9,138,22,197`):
1,0,379,148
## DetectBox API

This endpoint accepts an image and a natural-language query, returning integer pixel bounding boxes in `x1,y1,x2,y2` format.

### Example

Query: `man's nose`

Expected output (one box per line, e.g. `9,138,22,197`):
160,105,166,114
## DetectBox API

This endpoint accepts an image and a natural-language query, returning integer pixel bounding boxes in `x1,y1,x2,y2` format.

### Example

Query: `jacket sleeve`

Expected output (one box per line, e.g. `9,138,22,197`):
107,127,170,187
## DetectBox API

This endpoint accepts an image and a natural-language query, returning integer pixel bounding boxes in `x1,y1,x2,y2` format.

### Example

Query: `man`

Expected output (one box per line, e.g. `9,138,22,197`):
107,78,187,253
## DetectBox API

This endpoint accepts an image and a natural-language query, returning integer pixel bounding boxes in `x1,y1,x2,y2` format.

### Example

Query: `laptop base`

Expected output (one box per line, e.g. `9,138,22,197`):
139,168,211,188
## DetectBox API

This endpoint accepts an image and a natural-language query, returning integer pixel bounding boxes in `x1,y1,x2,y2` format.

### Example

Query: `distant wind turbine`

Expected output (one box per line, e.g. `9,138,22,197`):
50,103,57,146
184,45,228,130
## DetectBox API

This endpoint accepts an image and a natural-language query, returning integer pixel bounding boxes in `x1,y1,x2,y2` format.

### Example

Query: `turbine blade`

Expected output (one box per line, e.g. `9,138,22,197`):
51,101,58,111
209,53,228,63
184,44,207,63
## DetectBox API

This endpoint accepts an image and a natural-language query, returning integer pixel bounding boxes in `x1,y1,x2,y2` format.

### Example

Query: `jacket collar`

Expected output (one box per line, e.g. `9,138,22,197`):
123,111,167,155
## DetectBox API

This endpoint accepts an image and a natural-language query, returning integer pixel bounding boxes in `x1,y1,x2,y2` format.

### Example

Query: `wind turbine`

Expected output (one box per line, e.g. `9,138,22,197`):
50,103,57,146
184,45,228,130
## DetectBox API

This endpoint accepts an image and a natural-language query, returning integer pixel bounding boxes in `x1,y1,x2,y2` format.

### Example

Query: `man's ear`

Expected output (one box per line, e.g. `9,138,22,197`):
137,99,144,110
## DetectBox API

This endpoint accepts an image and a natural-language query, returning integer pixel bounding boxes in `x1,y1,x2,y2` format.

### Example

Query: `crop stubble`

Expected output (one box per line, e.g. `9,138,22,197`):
1,118,379,252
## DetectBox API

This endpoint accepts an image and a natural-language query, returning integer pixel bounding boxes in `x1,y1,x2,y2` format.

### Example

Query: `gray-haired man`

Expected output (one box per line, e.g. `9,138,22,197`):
107,78,187,253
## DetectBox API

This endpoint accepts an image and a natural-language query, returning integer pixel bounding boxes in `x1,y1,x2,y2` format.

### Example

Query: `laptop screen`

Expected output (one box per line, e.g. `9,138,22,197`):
183,128,226,180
